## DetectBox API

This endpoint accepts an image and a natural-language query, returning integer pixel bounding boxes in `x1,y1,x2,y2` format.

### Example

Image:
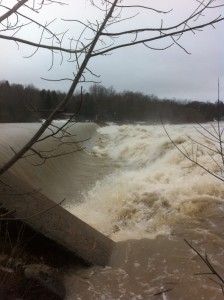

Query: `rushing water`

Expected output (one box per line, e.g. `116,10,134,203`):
1,122,224,299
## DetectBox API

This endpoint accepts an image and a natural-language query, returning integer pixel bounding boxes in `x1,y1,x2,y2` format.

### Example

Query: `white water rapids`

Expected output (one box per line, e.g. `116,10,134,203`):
68,123,224,242
1,122,224,299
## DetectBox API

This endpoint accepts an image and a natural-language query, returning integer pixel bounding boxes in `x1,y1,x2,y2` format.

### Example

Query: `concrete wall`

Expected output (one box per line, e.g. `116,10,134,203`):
0,171,115,266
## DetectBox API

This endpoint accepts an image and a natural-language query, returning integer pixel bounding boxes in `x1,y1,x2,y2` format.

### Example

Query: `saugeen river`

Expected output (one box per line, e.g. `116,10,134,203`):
1,122,224,299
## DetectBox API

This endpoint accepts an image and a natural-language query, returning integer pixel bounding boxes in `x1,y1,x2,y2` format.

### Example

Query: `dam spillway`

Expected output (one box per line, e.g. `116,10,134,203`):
1,122,224,299
0,122,114,266
0,170,114,266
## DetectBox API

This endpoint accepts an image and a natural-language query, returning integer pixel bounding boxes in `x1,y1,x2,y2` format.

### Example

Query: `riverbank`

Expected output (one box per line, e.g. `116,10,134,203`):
0,220,87,299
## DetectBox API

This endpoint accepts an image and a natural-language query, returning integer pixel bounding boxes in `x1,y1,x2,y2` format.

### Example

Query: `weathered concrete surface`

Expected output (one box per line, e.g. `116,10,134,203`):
0,171,115,266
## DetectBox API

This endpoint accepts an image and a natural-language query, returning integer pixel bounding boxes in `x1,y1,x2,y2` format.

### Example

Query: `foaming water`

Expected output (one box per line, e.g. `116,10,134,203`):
64,123,224,299
1,122,224,299
68,123,224,241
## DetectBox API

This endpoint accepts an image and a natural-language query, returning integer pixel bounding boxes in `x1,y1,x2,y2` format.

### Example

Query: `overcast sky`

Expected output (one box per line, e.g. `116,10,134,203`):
0,0,223,102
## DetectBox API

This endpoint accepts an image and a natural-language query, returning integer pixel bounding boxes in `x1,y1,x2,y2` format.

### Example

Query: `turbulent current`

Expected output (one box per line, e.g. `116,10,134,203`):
1,122,224,299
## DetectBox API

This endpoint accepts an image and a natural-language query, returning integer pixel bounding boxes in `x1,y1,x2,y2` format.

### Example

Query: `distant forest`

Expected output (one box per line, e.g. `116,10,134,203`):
0,80,223,123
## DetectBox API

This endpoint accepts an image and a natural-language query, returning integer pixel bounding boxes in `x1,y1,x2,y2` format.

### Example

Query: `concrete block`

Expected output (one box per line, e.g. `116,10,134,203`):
0,171,114,266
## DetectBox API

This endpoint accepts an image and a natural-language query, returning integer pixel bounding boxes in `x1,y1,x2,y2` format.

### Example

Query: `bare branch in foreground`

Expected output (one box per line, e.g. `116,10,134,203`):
162,121,224,183
184,239,224,294
0,1,224,176
163,79,224,183
0,0,29,23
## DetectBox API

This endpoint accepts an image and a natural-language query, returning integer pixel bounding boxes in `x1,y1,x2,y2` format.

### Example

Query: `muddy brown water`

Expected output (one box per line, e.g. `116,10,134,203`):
1,122,224,299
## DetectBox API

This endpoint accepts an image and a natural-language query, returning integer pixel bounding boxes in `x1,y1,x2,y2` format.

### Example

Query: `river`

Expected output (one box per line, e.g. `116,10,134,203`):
0,122,224,299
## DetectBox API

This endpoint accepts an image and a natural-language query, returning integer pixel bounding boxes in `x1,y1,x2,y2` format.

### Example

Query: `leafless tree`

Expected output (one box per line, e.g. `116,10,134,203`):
0,0,224,175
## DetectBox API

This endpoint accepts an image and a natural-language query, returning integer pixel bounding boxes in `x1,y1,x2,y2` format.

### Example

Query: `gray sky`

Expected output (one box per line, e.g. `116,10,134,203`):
0,0,223,102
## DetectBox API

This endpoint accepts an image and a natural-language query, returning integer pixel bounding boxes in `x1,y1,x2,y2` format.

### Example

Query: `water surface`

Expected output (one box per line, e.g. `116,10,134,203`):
1,122,224,299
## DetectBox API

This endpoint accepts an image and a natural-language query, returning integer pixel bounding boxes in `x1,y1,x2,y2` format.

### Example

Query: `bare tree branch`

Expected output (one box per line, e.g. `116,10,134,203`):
0,0,223,176
162,121,224,182
0,0,120,175
0,33,84,54
0,0,29,23
163,79,224,183
185,239,224,294
109,2,173,14
92,16,224,56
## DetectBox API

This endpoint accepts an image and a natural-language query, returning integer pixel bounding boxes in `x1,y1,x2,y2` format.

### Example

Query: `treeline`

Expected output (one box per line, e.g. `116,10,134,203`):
0,80,223,123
